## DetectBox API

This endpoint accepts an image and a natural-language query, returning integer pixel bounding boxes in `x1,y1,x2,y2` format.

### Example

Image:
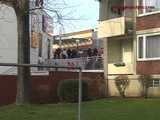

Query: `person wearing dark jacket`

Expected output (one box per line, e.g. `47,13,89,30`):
87,48,92,57
67,49,72,59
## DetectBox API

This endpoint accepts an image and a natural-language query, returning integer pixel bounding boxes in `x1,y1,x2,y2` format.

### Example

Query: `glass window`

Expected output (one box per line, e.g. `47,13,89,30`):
148,80,160,88
138,0,160,14
153,80,160,87
109,0,124,19
138,0,143,14
146,35,160,58
138,37,144,58
145,0,160,12
138,34,160,60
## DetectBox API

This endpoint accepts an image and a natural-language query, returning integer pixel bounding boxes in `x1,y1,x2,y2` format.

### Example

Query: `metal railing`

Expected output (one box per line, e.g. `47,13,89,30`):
43,56,104,71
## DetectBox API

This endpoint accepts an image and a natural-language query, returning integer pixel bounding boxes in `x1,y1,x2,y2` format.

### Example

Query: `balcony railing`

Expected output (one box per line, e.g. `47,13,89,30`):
42,56,104,71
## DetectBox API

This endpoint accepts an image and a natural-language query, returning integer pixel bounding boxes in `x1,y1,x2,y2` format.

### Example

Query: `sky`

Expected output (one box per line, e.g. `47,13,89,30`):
53,0,99,34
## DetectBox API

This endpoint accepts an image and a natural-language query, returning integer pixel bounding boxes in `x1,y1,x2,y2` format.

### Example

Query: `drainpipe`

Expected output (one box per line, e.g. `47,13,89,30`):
133,0,137,75
99,0,109,97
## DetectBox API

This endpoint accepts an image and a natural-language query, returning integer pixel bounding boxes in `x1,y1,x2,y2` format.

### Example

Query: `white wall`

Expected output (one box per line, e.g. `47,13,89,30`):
0,4,18,73
30,9,53,64
0,4,53,73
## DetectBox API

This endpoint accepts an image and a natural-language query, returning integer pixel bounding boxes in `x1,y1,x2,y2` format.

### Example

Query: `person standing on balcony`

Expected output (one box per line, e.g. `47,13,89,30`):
67,48,72,59
57,48,62,59
71,49,78,58
38,56,43,70
98,48,103,57
62,49,68,59
78,49,83,57
93,48,98,56
87,48,92,57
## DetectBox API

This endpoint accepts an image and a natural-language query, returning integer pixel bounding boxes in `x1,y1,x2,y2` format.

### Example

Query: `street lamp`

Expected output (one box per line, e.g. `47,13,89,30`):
76,39,80,49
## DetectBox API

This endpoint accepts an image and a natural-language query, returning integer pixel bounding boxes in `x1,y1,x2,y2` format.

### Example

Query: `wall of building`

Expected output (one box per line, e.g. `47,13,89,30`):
108,75,160,97
107,38,134,74
0,4,18,73
30,9,53,64
136,13,160,74
137,13,160,31
137,60,160,75
108,76,142,97
41,33,53,60
0,4,53,73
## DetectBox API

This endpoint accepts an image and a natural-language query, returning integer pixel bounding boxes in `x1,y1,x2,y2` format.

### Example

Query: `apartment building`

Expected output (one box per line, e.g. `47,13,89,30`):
98,0,160,97
0,1,53,74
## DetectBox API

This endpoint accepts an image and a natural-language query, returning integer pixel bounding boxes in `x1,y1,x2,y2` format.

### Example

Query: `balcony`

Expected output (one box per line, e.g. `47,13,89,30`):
98,0,134,38
98,16,134,38
107,38,134,74
41,56,104,71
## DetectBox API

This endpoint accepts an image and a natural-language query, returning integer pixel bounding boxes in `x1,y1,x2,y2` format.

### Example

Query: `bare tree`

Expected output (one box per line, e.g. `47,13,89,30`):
139,75,151,98
0,0,76,105
115,75,129,98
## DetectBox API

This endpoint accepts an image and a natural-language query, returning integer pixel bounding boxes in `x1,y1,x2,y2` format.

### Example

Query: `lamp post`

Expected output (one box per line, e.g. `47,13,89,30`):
76,39,80,49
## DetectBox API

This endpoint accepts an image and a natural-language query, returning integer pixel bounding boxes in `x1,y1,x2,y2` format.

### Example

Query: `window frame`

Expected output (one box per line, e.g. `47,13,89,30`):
137,0,160,17
149,79,160,88
137,33,160,61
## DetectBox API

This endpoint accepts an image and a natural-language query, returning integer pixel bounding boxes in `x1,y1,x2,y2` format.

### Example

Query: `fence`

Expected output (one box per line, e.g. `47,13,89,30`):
0,63,82,120
0,63,105,120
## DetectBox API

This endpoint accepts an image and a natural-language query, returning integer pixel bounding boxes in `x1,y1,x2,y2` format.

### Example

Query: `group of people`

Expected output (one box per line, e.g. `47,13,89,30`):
53,48,103,59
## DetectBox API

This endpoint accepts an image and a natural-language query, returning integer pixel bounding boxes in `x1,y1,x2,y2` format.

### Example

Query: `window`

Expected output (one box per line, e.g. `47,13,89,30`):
146,36,160,58
109,0,124,19
149,79,160,87
137,34,160,60
38,34,42,57
138,37,144,58
47,39,51,59
138,0,160,15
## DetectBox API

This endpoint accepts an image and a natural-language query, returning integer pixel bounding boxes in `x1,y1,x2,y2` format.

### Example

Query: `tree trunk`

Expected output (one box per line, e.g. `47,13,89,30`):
16,12,31,105
1,0,32,105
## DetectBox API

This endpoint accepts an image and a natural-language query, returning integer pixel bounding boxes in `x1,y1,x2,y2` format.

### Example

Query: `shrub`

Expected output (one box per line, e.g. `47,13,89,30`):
115,75,129,98
139,75,151,98
57,80,89,102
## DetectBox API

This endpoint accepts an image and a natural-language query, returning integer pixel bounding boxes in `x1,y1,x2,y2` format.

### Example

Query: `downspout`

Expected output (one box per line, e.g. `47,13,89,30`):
99,0,109,97
133,0,137,75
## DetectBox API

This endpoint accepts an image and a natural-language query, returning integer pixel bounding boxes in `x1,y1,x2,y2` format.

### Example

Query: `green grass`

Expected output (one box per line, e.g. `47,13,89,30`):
0,99,160,120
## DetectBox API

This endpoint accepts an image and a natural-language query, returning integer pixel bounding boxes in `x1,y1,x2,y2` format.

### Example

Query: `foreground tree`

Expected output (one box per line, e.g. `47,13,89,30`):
0,0,31,105
0,0,78,105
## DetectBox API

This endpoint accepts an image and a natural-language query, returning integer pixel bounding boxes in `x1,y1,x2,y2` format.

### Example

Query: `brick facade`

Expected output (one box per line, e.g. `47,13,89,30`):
136,13,160,31
136,13,160,74
137,61,160,74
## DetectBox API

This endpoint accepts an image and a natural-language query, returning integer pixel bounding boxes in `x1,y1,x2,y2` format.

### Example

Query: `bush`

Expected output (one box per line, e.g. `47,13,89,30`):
57,80,89,102
115,75,129,98
139,75,151,98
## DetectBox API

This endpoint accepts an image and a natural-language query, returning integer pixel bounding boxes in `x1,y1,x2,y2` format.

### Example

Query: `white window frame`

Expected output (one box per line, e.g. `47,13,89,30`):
137,33,160,61
137,0,160,17
150,79,160,88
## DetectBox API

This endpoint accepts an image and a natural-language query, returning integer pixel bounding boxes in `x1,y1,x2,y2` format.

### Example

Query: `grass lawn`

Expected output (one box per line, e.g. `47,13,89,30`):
0,99,160,120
